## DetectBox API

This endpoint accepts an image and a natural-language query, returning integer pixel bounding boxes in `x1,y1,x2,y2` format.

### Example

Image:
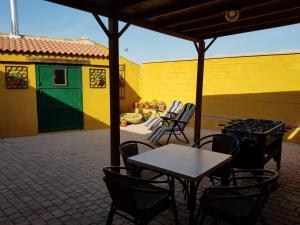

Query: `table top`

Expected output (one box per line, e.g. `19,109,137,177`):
128,144,232,181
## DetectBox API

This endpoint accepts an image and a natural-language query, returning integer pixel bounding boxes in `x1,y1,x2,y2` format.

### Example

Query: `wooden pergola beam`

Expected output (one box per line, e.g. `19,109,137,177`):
47,0,201,42
194,40,205,142
200,15,300,39
108,17,121,166
183,7,300,34
193,37,217,142
133,0,220,20
109,0,144,9
46,0,300,167
168,0,298,30
153,0,265,26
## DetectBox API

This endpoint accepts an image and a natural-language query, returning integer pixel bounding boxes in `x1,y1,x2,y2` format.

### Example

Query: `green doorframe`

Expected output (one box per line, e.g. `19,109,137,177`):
35,64,83,132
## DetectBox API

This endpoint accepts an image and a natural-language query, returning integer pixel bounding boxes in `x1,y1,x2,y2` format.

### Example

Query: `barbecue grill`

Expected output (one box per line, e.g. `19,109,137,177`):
221,119,286,170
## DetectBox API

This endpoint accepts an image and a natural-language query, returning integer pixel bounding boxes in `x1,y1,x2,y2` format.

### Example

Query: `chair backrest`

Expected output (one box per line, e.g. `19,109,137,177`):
103,167,138,215
202,169,279,224
119,141,154,170
162,100,183,118
144,101,183,129
175,103,196,129
193,134,239,155
103,166,171,217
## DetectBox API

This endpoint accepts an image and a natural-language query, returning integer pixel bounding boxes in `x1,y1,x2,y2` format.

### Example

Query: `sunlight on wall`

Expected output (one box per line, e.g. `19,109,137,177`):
82,65,111,129
0,61,38,137
288,128,300,140
140,53,300,143
0,52,141,137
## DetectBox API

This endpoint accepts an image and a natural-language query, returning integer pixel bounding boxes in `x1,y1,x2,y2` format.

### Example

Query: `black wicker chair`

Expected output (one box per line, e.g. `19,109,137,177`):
193,134,240,185
196,169,279,225
103,166,179,225
119,141,162,179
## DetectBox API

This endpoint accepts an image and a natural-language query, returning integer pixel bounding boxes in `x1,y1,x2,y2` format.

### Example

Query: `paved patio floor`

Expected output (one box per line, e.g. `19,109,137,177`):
0,128,299,225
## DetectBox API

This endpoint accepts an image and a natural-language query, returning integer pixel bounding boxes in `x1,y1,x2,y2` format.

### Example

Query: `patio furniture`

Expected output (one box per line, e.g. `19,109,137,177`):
103,166,179,225
144,100,183,130
148,103,195,145
195,169,279,225
128,144,232,225
192,134,239,185
221,119,286,170
119,141,162,179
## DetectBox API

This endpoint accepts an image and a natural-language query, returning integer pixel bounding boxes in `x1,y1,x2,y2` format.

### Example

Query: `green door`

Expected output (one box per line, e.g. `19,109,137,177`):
36,64,83,132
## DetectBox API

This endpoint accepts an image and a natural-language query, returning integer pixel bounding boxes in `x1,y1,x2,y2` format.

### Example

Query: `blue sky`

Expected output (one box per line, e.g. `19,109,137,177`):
1,0,300,64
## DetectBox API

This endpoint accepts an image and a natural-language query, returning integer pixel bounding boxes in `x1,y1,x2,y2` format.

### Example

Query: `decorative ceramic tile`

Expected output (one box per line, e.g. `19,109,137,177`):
5,66,29,89
89,68,106,88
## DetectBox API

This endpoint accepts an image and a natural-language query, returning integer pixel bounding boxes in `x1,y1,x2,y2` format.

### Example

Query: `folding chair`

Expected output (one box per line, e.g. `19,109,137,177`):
148,103,195,145
144,100,183,130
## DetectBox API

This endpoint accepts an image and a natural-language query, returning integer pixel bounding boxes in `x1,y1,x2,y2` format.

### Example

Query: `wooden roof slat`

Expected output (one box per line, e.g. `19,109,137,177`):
131,0,218,20
167,0,295,30
121,0,164,13
111,0,146,10
200,15,300,39
150,0,266,26
47,0,202,42
182,6,300,34
47,0,300,41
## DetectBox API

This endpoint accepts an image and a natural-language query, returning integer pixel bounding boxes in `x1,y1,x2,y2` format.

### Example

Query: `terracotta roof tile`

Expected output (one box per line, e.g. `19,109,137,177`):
0,34,108,57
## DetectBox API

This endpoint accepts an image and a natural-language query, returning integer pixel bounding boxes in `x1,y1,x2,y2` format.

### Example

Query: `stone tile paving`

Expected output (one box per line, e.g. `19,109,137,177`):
0,128,299,225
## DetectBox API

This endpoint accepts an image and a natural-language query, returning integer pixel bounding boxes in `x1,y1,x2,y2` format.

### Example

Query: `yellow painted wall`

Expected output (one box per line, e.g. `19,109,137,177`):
141,53,300,143
0,62,38,137
119,57,141,113
2,49,300,143
0,52,141,137
82,65,110,129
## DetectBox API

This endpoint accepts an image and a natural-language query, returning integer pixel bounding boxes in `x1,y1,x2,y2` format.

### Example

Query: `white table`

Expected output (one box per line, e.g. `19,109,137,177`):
128,144,232,224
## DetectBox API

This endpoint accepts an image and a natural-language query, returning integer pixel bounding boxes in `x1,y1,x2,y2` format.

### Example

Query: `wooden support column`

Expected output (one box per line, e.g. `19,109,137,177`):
93,14,130,166
108,17,120,166
194,40,205,142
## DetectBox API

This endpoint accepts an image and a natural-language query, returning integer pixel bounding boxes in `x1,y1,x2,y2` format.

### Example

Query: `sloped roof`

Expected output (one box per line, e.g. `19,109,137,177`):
0,33,108,57
47,0,300,41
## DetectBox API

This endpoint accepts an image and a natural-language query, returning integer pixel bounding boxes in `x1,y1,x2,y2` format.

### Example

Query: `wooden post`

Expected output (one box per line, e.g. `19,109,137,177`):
108,17,120,166
194,40,205,142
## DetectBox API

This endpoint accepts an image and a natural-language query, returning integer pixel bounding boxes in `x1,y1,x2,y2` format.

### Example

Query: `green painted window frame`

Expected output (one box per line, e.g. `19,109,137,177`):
53,68,68,87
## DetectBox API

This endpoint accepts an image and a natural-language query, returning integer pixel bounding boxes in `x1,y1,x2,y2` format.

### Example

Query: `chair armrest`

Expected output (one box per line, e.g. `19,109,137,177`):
133,184,170,193
161,116,171,120
139,169,164,180
162,111,177,119
128,170,169,184
168,111,177,117
171,119,187,124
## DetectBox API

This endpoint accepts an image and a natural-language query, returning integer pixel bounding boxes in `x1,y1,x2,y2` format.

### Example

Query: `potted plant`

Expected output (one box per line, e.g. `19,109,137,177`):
133,101,139,109
142,111,153,121
7,71,22,86
158,101,166,112
150,99,158,110
120,118,127,127
144,101,150,109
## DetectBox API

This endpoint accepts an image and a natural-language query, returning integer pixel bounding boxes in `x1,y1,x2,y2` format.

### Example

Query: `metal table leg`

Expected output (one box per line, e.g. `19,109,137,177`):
186,180,201,225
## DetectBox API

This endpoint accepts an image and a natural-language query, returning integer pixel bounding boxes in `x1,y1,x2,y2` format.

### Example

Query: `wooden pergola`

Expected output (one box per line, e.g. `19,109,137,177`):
47,0,300,166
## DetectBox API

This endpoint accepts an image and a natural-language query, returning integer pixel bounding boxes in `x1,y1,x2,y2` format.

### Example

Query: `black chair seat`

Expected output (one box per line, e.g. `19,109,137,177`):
103,167,179,225
135,189,171,221
196,169,279,225
204,190,257,223
136,190,169,209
